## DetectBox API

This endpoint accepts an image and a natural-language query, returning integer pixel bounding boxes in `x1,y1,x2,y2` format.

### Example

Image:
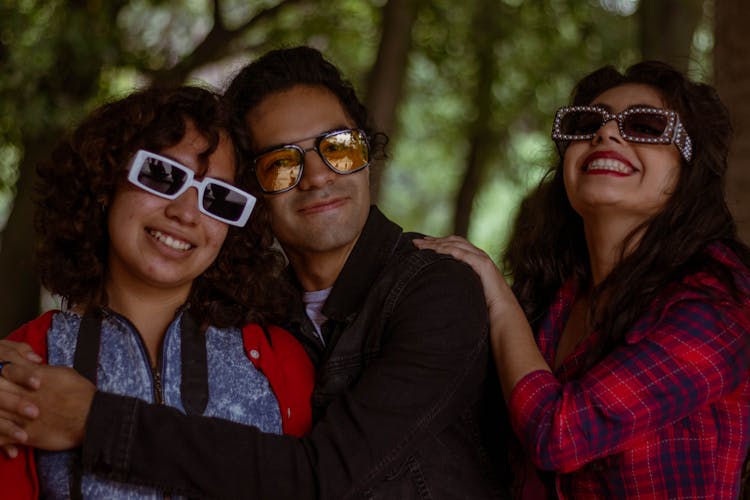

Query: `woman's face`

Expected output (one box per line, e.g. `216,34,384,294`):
563,83,682,225
106,123,235,299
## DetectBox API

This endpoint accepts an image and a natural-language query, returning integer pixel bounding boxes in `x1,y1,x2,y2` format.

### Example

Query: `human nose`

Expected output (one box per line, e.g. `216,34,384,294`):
593,117,623,145
165,186,201,224
296,148,336,190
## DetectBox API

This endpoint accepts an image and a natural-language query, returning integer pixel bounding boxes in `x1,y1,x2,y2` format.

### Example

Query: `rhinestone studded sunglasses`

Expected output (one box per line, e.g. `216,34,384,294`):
551,105,693,162
127,150,256,227
253,128,370,194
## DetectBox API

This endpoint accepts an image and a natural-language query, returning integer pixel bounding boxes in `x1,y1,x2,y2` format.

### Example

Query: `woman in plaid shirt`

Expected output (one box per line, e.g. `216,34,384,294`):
416,61,750,498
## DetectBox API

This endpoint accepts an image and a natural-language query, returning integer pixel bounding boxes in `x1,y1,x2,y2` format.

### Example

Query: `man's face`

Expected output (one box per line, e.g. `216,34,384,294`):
246,85,371,274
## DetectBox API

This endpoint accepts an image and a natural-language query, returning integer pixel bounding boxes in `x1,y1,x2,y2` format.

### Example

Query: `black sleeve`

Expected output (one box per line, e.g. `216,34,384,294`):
82,259,490,499
83,391,315,498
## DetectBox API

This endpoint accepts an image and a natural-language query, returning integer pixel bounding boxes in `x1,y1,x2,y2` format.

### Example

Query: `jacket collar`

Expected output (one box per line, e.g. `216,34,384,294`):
284,206,402,342
322,205,402,321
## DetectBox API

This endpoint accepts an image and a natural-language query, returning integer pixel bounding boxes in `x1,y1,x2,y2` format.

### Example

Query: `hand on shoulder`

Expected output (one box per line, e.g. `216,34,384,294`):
413,236,523,323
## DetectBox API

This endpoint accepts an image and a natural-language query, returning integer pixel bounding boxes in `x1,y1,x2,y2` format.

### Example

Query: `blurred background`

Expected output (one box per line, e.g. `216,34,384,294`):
1,0,748,333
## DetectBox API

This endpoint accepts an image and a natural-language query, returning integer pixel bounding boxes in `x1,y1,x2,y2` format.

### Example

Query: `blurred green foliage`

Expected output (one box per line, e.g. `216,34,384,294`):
0,0,130,219
382,0,639,258
0,0,707,260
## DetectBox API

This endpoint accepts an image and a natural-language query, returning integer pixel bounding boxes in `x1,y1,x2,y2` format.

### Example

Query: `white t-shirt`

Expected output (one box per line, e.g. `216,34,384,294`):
302,287,332,345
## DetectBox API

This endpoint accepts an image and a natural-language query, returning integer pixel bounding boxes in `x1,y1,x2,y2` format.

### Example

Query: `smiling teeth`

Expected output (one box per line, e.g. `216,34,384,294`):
149,230,192,251
586,158,632,174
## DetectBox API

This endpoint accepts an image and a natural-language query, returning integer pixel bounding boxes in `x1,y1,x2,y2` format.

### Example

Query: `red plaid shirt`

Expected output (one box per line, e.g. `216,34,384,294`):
509,242,750,499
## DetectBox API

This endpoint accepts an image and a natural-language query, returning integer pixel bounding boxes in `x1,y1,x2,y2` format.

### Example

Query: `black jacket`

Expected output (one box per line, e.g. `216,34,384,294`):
82,207,509,499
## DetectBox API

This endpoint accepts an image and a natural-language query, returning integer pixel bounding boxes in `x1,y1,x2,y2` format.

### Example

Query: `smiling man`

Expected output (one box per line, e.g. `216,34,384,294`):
0,47,508,498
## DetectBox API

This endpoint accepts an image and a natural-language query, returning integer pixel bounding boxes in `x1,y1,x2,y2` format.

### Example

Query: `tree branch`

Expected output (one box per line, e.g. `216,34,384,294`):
148,0,309,87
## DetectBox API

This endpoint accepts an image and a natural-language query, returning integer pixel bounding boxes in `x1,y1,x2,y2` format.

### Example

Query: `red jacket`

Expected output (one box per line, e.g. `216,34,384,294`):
0,311,314,499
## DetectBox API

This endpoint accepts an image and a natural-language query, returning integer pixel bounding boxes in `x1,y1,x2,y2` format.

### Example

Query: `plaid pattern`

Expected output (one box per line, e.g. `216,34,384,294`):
509,242,750,499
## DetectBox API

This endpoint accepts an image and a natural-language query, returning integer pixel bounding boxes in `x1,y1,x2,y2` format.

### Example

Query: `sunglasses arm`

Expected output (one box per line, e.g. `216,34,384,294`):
671,121,693,162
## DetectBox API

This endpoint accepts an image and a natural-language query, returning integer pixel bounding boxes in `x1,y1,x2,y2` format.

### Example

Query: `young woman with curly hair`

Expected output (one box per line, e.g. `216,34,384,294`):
0,85,313,498
416,61,750,498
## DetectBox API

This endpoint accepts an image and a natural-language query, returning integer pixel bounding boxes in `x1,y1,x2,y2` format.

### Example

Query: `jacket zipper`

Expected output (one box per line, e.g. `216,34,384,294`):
99,309,171,498
152,343,165,405
122,309,168,497
152,365,164,404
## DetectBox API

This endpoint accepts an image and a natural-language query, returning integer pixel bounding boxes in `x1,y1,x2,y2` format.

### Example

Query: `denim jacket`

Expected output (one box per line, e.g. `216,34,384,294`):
82,207,510,499
39,310,281,499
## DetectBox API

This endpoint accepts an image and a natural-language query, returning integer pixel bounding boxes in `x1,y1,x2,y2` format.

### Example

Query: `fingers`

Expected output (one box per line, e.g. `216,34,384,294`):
0,372,41,431
0,414,28,445
14,365,93,450
0,340,43,391
0,402,31,447
0,361,41,391
414,235,517,315
1,444,19,459
415,234,474,249
413,235,494,270
0,388,39,420
0,340,43,365
414,235,488,256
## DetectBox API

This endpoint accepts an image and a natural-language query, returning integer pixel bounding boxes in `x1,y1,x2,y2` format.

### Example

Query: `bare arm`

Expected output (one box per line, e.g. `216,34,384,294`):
413,236,551,399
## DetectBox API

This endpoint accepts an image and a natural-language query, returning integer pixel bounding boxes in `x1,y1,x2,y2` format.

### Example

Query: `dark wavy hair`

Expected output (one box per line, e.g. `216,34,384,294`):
35,86,290,327
224,45,386,160
504,60,750,366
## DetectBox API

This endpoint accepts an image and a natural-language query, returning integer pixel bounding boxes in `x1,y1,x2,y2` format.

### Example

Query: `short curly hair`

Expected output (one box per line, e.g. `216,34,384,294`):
35,86,290,327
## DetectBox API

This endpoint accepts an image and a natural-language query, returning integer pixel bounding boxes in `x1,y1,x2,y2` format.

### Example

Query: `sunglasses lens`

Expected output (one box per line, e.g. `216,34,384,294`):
202,183,249,222
319,130,369,173
560,110,604,137
622,112,668,139
255,148,303,193
136,157,188,195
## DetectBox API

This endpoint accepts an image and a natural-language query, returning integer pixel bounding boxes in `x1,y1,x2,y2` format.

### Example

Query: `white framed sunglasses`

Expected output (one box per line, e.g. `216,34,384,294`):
551,105,693,162
127,149,256,227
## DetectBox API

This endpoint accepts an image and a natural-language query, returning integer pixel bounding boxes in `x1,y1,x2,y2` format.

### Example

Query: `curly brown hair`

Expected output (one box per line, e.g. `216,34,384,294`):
35,86,290,327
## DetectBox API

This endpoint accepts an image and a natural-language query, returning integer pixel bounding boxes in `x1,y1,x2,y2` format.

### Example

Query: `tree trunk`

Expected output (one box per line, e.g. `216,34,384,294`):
452,0,502,237
0,134,58,335
639,0,703,72
0,2,132,334
364,0,421,202
715,0,750,243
